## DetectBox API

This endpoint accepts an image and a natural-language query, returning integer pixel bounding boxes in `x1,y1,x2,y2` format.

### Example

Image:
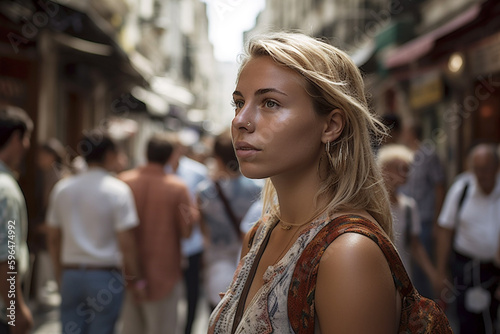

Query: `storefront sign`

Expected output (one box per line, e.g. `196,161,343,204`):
409,71,443,110
469,32,500,76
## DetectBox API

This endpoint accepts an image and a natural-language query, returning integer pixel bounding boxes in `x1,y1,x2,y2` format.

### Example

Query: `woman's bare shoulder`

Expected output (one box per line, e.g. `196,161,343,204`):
315,227,399,333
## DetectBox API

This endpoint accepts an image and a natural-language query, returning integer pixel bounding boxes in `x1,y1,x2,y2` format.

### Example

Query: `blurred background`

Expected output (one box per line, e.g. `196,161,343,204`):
1,0,499,332
2,0,499,209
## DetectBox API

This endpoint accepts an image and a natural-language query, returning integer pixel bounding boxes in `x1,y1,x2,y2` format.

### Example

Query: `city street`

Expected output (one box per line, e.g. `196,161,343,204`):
31,288,210,334
1,0,500,333
30,295,460,334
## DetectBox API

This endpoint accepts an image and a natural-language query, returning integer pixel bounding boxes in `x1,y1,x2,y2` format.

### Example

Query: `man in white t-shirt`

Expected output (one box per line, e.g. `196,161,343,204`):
46,131,142,334
436,143,500,334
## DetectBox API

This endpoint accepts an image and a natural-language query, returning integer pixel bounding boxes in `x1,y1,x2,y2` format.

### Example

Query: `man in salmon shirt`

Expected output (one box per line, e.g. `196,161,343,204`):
119,133,195,334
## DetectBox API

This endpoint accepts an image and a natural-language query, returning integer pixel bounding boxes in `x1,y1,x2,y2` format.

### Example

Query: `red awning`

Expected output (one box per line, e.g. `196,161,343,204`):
385,4,481,68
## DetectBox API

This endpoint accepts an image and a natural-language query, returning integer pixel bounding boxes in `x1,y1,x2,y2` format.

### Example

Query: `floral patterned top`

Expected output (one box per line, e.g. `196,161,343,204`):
207,212,330,334
208,214,453,334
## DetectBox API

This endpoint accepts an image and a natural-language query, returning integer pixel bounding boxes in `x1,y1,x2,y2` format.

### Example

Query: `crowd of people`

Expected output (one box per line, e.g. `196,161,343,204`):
1,31,500,334
379,114,500,333
0,105,265,334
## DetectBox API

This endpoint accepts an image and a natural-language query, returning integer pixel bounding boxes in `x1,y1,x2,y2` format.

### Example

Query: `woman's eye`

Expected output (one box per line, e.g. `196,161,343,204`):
264,100,278,108
232,100,244,109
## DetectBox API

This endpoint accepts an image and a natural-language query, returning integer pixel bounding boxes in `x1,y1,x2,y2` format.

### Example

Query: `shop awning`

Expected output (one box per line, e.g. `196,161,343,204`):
52,33,113,56
385,4,481,68
150,76,194,108
128,53,194,108
131,86,169,117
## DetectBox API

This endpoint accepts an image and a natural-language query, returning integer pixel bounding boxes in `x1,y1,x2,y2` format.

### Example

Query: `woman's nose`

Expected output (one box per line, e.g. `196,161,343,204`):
232,105,254,132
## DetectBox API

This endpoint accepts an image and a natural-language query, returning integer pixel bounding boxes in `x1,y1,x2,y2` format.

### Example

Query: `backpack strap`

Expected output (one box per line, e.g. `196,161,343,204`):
288,215,413,334
455,181,469,226
457,182,469,210
451,181,469,251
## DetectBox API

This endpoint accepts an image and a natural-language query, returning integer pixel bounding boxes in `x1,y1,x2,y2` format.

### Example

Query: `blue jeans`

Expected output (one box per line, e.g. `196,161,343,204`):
60,269,125,334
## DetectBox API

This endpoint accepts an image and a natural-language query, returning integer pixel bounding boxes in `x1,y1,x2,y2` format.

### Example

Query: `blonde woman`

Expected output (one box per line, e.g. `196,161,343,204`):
209,32,399,333
377,144,439,294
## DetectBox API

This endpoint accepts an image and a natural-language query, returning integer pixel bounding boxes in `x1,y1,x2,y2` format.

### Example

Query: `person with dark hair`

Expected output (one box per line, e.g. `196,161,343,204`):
46,130,142,334
0,105,33,151
436,143,500,334
0,105,34,334
213,132,240,173
118,133,195,334
146,134,174,164
197,129,262,310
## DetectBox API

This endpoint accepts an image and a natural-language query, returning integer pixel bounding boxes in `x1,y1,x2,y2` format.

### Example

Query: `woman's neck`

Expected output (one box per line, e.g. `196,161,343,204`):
271,170,327,224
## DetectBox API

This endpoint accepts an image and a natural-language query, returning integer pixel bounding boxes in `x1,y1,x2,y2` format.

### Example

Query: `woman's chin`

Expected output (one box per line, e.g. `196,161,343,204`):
239,168,268,180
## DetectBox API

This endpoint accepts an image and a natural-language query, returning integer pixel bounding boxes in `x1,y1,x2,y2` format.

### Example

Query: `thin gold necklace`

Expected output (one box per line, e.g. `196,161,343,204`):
277,206,329,231
271,220,305,265
278,219,309,230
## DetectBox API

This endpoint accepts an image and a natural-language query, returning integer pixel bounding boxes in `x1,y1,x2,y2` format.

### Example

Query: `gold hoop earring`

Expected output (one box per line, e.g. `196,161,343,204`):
336,140,348,170
325,140,333,164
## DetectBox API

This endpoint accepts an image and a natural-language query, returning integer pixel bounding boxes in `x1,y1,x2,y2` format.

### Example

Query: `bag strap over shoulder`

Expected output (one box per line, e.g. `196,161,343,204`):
214,180,243,240
455,181,469,227
231,219,277,334
288,215,414,334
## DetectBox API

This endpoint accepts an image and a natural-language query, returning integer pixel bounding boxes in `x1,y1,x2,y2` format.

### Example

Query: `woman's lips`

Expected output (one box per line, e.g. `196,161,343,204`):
234,141,261,159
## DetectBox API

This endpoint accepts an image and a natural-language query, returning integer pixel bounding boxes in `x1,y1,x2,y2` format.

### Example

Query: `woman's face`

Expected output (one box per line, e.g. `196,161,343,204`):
231,56,326,180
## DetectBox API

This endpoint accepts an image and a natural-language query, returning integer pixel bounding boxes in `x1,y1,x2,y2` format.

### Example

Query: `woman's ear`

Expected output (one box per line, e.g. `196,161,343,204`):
322,109,345,143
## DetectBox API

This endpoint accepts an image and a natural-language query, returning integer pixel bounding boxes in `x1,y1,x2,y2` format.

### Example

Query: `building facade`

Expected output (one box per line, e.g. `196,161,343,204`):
249,0,500,182
0,0,216,287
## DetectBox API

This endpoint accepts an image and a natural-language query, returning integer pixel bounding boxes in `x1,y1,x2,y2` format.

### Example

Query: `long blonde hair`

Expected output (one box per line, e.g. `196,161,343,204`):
238,32,393,239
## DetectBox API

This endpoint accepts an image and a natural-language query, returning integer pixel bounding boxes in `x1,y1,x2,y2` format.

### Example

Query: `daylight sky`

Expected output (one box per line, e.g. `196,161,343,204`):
204,0,266,62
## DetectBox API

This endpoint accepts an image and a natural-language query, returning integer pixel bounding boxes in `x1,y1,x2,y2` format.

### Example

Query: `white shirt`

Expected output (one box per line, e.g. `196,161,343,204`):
47,168,138,266
392,193,421,277
438,172,500,261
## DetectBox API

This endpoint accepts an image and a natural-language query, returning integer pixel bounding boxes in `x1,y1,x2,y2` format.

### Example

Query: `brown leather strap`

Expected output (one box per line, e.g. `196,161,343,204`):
288,215,413,334
230,220,277,333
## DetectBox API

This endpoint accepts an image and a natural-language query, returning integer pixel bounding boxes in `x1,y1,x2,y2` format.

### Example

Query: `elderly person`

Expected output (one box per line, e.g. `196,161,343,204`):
436,143,500,334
